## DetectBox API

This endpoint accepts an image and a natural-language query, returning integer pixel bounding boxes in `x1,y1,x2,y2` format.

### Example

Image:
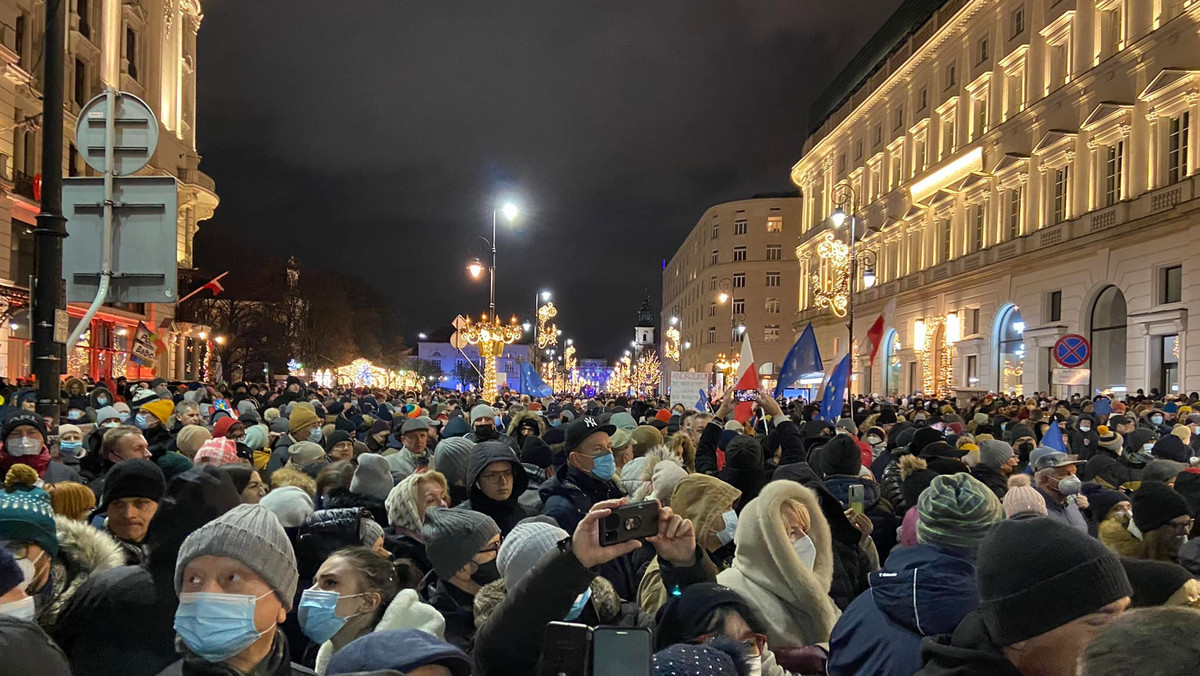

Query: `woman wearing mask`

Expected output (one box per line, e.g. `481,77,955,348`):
716,480,840,652
301,546,444,675
53,424,86,477
382,471,450,575
862,427,887,463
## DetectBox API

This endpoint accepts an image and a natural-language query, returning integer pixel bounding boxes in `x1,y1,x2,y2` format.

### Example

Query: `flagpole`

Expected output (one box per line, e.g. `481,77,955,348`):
175,271,230,305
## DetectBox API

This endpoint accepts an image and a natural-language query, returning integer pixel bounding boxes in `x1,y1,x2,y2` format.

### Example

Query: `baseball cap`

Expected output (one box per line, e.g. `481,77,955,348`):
1031,450,1085,472
562,416,616,455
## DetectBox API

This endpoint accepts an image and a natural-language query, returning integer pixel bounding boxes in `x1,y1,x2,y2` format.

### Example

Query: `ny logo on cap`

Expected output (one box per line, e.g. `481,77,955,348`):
583,417,598,428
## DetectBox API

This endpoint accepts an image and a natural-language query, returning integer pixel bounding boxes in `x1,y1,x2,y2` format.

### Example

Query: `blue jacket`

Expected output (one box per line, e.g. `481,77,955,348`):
827,544,979,676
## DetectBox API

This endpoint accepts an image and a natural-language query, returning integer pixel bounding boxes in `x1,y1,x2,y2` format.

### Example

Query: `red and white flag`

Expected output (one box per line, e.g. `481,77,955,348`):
862,298,896,367
732,333,760,423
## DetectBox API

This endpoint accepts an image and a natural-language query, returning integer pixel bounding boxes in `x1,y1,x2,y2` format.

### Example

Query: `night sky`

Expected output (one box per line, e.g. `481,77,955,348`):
194,0,905,360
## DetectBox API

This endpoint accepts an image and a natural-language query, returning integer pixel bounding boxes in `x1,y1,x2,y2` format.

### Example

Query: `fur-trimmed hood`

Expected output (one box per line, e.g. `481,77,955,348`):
39,515,126,631
619,445,684,501
472,572,627,629
508,410,545,439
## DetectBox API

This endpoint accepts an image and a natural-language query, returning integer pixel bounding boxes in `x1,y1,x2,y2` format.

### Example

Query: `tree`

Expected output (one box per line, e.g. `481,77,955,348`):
453,360,480,389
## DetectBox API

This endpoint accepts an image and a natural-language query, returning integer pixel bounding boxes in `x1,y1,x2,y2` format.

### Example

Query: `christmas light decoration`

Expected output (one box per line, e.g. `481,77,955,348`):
664,322,681,361
811,232,851,318
915,316,955,398
536,302,558,349
461,313,523,395
631,352,661,396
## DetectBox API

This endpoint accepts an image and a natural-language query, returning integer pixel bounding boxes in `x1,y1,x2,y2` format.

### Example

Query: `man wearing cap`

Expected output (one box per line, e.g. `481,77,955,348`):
917,517,1130,676
465,403,520,454
420,507,502,651
0,412,81,484
158,503,311,676
385,418,434,479
1031,450,1089,533
539,416,625,532
266,404,323,477
96,458,166,564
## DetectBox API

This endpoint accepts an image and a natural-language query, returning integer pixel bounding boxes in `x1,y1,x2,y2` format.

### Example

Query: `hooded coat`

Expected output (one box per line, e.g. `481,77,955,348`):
539,462,624,533
312,589,445,675
827,544,979,676
35,515,127,634
457,441,535,535
716,480,840,649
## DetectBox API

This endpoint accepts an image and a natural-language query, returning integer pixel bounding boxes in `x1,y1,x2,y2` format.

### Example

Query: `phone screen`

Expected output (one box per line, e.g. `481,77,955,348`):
734,389,758,403
592,628,651,676
848,483,865,515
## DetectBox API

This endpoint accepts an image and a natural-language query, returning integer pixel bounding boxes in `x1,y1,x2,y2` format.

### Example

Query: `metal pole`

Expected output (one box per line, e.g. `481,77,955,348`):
489,209,497,316
848,213,856,398
33,0,66,420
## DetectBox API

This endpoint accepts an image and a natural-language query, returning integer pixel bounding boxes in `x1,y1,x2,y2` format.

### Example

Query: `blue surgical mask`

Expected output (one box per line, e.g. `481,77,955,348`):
118,412,130,423
309,427,323,443
96,397,109,406
174,591,272,663
590,453,616,480
550,419,561,428
134,414,152,430
1152,415,1164,425
563,587,592,621
298,589,365,644
67,410,83,421
716,508,738,546
59,440,83,458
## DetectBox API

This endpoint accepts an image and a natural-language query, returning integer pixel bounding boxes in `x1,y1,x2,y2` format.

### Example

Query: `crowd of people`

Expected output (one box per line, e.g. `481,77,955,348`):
1,374,1198,676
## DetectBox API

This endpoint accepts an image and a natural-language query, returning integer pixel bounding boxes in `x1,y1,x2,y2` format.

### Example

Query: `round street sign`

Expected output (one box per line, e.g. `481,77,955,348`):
1054,334,1090,368
75,91,159,175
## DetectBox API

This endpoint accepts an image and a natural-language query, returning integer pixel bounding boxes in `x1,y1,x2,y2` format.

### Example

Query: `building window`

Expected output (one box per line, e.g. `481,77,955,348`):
893,106,904,131
1048,290,1062,321
1099,7,1122,59
972,95,988,140
971,203,985,251
838,154,847,173
890,150,903,188
765,297,780,313
707,326,716,344
765,271,781,287
966,355,978,385
733,219,748,235
14,14,25,68
766,244,782,260
914,134,927,173
1162,265,1182,304
709,303,716,318
732,246,747,262
732,298,745,315
711,222,719,239
1006,69,1025,118
710,249,719,265
1008,186,1022,239
945,63,957,90
77,0,91,39
766,215,783,232
765,325,781,343
854,140,863,161
977,36,989,64
1011,7,1024,37
918,86,928,111
998,305,1026,393
940,219,952,262
1168,112,1190,184
732,273,745,288
1104,141,1123,206
941,115,956,157
125,26,139,80
969,307,981,335
873,125,882,146
709,276,717,291
74,58,87,105
1048,42,1069,91
1052,166,1069,224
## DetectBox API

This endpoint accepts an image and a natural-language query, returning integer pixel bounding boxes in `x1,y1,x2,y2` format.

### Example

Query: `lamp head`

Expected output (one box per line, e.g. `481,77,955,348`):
501,203,519,221
718,292,729,304
467,258,484,278
862,266,876,289
540,290,551,301
830,207,847,228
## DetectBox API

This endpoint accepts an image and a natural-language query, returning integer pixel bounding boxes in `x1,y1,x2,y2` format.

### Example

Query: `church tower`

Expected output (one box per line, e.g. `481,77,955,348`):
634,294,656,352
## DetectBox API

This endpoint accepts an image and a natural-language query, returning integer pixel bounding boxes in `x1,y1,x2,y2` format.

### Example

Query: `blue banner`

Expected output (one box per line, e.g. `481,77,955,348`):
774,323,823,398
519,360,554,398
818,354,851,424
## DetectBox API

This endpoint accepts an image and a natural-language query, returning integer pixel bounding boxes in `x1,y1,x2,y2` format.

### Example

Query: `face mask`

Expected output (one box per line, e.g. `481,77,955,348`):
1111,509,1132,523
298,589,366,644
470,559,501,586
474,425,497,441
590,453,616,480
17,551,43,591
865,436,881,445
96,397,109,406
309,427,323,443
792,535,817,570
58,440,84,458
744,657,763,676
118,412,130,423
550,419,561,428
67,410,82,421
102,421,119,429
1055,474,1082,496
134,414,152,430
174,591,272,663
1079,424,1091,433
563,587,592,621
715,509,738,546
1152,416,1164,425
6,436,42,457
494,416,503,428
1144,443,1156,453
0,595,35,621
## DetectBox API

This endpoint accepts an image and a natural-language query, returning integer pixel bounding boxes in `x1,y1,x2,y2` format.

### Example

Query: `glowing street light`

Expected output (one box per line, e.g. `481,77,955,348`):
501,202,519,222
467,258,485,279
830,206,847,228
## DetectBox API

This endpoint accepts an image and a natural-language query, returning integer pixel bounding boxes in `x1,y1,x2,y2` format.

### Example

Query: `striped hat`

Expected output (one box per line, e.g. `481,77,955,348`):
916,472,1003,553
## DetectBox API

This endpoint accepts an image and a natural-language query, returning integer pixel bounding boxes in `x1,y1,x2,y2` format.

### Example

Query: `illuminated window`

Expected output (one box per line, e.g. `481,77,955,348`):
940,219,952,262
1008,187,1022,240
1051,166,1069,224
1104,141,1123,206
971,203,985,251
766,215,783,232
765,325,781,343
765,297,780,313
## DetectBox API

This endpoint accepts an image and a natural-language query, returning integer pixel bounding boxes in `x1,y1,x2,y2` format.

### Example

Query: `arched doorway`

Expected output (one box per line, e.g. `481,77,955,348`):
1090,286,1127,394
924,321,951,397
996,304,1025,395
882,329,900,396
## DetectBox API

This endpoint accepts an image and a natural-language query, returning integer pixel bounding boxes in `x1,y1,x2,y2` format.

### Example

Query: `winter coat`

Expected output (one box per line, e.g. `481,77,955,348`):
155,633,315,676
1083,448,1137,488
36,515,126,633
717,480,841,649
772,462,874,609
267,433,302,477
823,474,898,562
880,448,912,513
970,464,1008,500
312,589,444,675
457,441,535,535
915,610,1022,676
696,419,806,510
828,544,979,676
423,577,477,653
0,615,72,676
539,463,625,533
43,459,82,483
1037,487,1089,533
384,446,433,480
473,570,651,631
295,508,374,582
145,425,175,462
1098,517,1144,558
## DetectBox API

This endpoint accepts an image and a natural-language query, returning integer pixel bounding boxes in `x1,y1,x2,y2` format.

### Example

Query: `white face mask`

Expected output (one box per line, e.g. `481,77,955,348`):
0,595,35,621
866,436,882,446
5,436,42,457
17,551,43,591
792,535,817,570
744,657,763,676
716,509,738,546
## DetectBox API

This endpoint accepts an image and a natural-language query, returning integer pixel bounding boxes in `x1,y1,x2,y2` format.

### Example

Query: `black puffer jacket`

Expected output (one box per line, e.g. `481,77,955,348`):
881,446,912,514
295,508,373,581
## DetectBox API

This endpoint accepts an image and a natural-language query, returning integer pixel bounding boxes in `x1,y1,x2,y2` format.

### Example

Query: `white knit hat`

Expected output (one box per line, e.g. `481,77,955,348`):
496,520,567,588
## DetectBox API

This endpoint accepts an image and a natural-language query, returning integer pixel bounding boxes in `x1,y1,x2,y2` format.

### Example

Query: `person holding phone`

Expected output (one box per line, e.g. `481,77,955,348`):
540,417,625,533
696,391,806,511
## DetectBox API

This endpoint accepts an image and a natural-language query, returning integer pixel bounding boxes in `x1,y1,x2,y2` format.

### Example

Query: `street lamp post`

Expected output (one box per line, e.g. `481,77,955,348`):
462,202,520,395
820,182,877,395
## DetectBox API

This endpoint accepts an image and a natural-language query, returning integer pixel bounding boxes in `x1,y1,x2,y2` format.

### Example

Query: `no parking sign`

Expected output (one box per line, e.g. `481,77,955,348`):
1053,334,1090,368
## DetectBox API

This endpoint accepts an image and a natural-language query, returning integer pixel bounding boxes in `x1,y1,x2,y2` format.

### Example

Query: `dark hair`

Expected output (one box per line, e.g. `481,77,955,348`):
328,546,401,623
217,464,255,495
316,460,355,496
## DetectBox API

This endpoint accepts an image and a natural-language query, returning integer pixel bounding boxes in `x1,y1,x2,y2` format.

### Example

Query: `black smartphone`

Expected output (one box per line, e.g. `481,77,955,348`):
598,501,660,547
539,621,592,676
592,627,652,676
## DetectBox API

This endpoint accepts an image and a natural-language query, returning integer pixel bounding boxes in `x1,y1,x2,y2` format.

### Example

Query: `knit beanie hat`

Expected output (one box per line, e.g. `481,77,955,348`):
652,459,689,505
910,427,945,455
610,428,633,452
1170,424,1191,444
520,435,554,469
98,458,166,513
724,435,762,471
1132,482,1193,533
422,507,500,579
1001,474,1047,518
259,485,314,528
56,424,82,439
653,642,749,676
94,406,121,423
269,417,290,435
433,437,475,487
0,465,58,556
47,481,96,520
977,516,1130,645
1120,558,1197,608
195,437,239,465
212,416,239,439
288,441,326,468
288,407,321,435
0,545,22,595
1097,425,1123,453
175,503,299,609
1141,459,1187,485
1174,469,1200,515
468,404,494,424
1152,435,1191,463
360,517,384,548
141,399,174,426
978,440,1015,471
496,520,568,588
1088,489,1129,522
243,425,268,452
176,425,212,458
350,454,393,501
916,472,1003,553
631,425,664,457
819,434,862,476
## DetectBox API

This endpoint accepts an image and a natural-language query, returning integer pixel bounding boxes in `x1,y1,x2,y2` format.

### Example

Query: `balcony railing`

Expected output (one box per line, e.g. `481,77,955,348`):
12,169,35,200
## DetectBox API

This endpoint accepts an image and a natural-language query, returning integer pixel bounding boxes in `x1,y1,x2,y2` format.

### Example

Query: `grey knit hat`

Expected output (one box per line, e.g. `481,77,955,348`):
174,503,299,609
497,520,567,588
351,454,393,500
978,440,1015,471
916,472,1003,553
359,517,385,548
433,437,475,487
422,507,500,579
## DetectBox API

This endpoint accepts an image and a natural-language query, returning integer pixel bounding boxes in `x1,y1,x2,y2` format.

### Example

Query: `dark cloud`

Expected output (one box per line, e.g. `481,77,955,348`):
195,0,905,359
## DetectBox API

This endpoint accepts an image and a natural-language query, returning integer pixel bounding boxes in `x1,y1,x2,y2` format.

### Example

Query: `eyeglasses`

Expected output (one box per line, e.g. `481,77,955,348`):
695,632,767,657
478,539,502,556
1168,519,1195,533
480,470,513,484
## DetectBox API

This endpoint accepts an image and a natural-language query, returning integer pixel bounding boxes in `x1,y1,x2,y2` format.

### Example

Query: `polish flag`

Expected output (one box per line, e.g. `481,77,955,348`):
201,277,226,296
862,298,896,367
732,333,760,423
